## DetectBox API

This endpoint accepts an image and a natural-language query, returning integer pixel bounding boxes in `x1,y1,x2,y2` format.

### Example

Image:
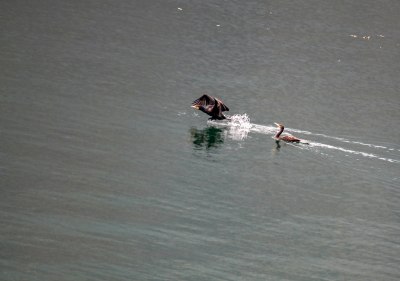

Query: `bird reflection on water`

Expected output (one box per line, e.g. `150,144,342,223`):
275,140,281,151
190,126,225,150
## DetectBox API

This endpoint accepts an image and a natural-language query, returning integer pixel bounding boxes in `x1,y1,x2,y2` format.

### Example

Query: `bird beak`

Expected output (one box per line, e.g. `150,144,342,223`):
274,122,279,126
191,105,199,109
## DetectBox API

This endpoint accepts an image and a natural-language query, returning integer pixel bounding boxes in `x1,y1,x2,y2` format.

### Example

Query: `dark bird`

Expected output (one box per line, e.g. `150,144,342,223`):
191,94,229,120
274,123,301,143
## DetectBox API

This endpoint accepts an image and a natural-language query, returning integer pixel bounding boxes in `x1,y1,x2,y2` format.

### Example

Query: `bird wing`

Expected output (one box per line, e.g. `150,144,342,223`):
215,98,229,112
192,94,216,113
192,94,214,106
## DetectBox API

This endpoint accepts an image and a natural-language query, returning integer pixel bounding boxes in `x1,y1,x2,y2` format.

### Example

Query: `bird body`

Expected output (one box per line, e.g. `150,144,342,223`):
274,123,301,143
191,94,229,120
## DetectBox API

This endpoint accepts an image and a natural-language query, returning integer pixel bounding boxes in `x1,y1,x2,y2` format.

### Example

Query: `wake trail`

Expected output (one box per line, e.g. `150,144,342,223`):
288,128,400,152
207,114,400,164
307,142,400,163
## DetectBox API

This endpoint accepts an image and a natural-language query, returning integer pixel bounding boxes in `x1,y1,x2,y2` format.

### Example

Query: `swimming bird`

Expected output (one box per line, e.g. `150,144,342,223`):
274,123,301,143
191,94,229,120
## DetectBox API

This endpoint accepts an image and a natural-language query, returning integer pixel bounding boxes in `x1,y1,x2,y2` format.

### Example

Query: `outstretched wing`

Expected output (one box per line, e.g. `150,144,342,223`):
192,94,214,107
192,94,216,113
215,98,229,112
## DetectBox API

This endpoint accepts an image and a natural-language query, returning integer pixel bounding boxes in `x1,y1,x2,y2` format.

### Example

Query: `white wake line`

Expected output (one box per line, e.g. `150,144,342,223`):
251,125,400,163
288,128,400,152
308,142,400,163
247,122,400,153
212,115,400,164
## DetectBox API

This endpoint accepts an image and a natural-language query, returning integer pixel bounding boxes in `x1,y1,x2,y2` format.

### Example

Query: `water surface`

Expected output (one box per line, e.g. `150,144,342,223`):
1,0,400,280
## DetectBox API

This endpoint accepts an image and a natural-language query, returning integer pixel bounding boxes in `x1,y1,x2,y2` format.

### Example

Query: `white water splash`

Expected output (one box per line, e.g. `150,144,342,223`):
208,114,252,141
226,114,253,140
208,114,276,139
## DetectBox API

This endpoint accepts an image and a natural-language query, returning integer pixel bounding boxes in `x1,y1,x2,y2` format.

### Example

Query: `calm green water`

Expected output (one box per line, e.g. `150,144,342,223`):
1,0,400,280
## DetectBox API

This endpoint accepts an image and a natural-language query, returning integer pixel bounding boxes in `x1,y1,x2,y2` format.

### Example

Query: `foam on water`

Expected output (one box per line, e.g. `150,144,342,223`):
226,114,252,129
208,114,252,141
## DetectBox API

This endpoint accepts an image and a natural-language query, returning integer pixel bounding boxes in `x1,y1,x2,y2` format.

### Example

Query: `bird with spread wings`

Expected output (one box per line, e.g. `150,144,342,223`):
191,94,229,120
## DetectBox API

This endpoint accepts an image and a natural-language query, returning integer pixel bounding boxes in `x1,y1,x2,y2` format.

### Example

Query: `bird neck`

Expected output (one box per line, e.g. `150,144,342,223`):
275,126,284,138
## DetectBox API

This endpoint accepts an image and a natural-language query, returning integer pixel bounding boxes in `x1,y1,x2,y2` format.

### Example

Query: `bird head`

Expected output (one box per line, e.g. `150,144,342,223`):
274,122,284,128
